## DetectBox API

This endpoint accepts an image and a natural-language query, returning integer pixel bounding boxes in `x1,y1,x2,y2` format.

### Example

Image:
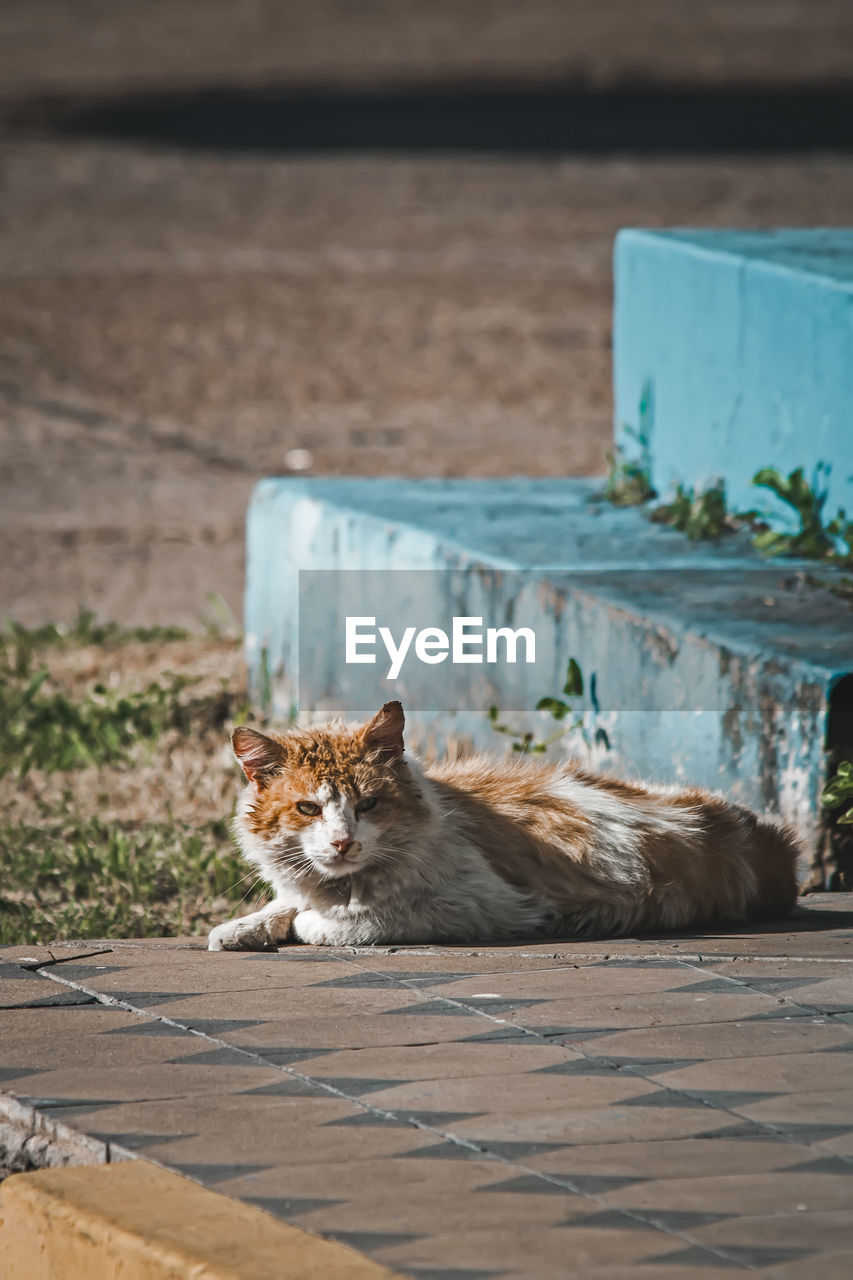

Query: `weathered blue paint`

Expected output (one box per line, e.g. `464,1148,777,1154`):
614,229,853,517
245,476,851,875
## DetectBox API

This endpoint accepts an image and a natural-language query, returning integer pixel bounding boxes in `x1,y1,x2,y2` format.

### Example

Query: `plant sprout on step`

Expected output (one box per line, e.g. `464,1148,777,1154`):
746,463,853,567
488,658,588,754
602,383,657,508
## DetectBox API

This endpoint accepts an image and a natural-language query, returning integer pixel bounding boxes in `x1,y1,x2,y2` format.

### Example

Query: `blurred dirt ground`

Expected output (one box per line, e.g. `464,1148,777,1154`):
3,1,853,629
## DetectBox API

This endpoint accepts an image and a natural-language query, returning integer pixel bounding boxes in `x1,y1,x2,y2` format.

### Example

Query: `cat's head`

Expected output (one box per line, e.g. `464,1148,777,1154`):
232,701,422,881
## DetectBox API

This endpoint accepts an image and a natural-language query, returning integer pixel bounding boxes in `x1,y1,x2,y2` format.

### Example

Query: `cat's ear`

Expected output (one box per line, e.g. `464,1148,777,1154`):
232,727,287,786
360,701,405,759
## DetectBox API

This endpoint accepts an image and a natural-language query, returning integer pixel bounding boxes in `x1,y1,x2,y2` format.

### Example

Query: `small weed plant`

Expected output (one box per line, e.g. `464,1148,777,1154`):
599,396,852,578
602,383,657,507
822,760,853,828
746,464,853,566
489,658,593,755
650,480,733,541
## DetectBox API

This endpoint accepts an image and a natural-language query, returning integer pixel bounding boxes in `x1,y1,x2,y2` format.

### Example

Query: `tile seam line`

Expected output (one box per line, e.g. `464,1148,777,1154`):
335,951,853,1167
678,955,853,1020
31,964,761,1273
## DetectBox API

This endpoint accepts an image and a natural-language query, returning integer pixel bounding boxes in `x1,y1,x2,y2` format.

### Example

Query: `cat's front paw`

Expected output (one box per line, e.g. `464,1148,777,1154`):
291,909,334,946
208,917,274,951
207,908,295,952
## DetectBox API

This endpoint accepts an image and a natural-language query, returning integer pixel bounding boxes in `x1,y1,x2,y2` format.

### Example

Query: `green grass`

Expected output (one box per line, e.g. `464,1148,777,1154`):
0,666,199,778
1,610,191,660
1,611,251,781
0,808,251,945
0,614,257,946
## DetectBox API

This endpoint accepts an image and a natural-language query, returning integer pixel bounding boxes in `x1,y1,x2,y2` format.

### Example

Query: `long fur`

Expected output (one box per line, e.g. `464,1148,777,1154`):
207,703,799,950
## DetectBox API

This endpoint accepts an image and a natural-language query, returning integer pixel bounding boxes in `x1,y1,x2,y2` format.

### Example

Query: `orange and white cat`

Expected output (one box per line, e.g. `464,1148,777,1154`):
208,701,799,950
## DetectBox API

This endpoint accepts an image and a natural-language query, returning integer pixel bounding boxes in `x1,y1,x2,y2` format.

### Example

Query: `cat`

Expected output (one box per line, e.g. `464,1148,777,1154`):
207,700,800,950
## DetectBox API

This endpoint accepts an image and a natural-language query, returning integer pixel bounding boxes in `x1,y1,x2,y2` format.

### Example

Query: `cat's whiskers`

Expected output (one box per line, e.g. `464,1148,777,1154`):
281,853,319,880
364,841,413,865
221,866,266,896
234,876,265,908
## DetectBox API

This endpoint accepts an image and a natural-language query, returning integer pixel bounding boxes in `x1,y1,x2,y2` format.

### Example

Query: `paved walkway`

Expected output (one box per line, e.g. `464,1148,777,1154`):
3,897,853,1278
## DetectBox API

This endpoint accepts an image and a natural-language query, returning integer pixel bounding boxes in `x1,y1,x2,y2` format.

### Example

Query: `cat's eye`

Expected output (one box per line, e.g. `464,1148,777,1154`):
296,801,321,817
356,797,378,814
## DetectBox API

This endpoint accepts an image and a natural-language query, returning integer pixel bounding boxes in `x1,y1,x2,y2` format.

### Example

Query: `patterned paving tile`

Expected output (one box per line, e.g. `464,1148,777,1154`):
400,1141,491,1162
97,989,207,1007
318,1229,423,1251
0,962,56,982
781,1155,853,1175
736,1089,853,1128
3,909,853,1279
668,1089,785,1109
475,1141,570,1161
516,991,789,1030
601,1171,853,1216
451,1106,755,1148
522,1138,799,1182
0,1065,46,1083
86,1130,189,1152
640,1244,797,1268
693,1208,853,1255
273,1040,570,1081
533,1058,624,1077
575,1208,735,1231
480,1172,646,1195
1,986,98,1009
326,1109,483,1129
104,1019,194,1037
314,971,480,990
405,1268,506,1280
242,1195,346,1218
33,963,131,981
388,1224,687,1275
158,1160,271,1184
381,999,510,1018
600,1057,702,1074
571,1018,853,1060
619,1090,724,1110
244,1075,404,1098
645,1051,853,1095
768,1251,853,1280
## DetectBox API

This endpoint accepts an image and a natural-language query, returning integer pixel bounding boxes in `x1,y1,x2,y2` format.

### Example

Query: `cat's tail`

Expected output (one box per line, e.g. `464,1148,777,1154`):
734,805,801,920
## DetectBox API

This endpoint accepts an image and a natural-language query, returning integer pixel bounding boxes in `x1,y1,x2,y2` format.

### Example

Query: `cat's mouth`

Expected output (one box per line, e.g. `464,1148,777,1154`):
314,845,365,878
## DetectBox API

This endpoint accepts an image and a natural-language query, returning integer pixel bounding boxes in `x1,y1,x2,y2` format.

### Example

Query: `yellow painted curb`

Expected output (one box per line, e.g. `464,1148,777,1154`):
0,1161,406,1280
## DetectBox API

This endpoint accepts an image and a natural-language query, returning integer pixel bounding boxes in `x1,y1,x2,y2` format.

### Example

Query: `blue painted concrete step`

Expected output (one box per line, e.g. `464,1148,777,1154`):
614,229,853,516
245,476,852,879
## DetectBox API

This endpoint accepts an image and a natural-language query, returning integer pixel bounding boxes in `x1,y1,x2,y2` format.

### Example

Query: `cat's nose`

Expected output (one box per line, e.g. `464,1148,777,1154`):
330,838,354,855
